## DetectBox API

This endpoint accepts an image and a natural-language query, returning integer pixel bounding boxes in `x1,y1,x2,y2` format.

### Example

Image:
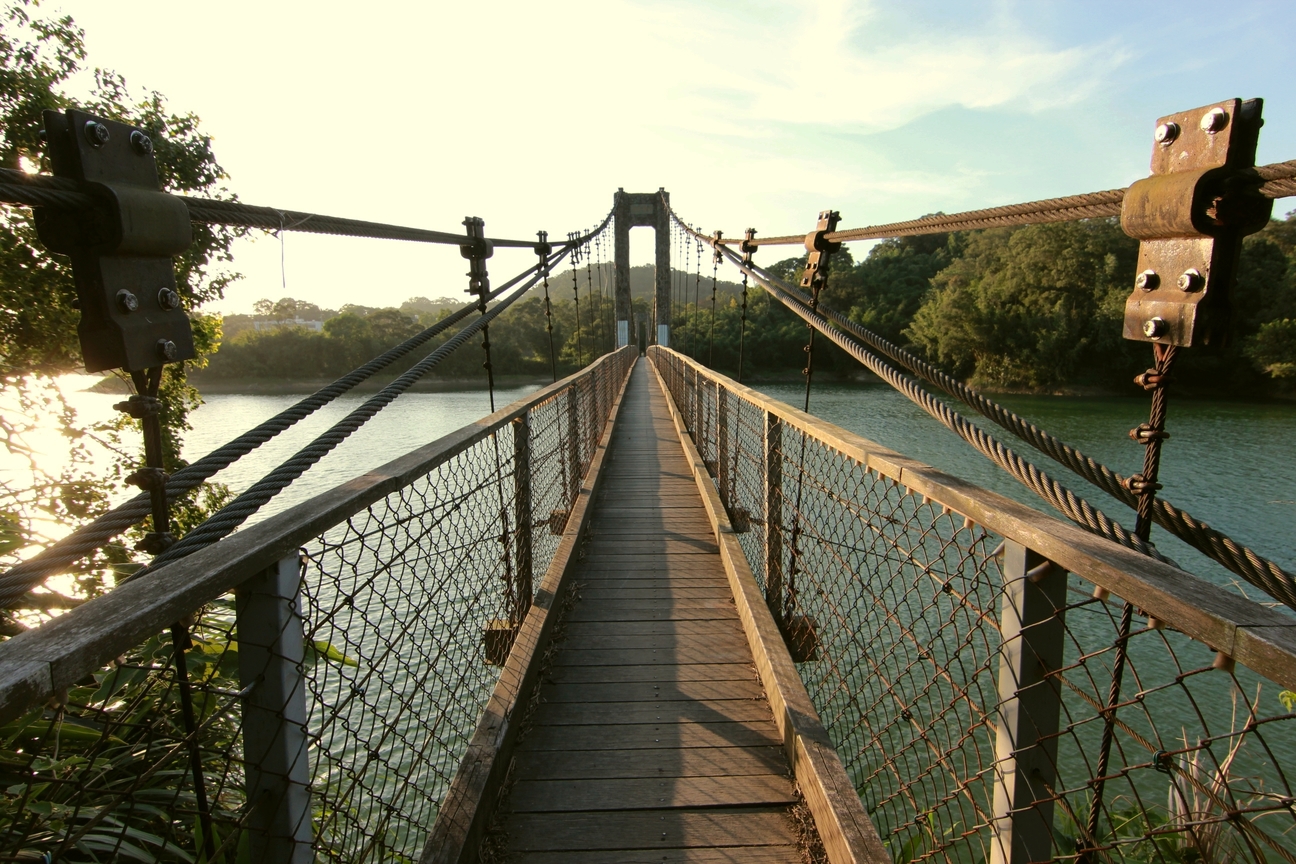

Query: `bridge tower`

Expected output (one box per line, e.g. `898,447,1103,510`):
612,188,672,347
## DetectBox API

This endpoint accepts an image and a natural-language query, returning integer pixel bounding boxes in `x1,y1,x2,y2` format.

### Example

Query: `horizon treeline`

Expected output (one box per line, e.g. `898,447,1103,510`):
200,215,1296,395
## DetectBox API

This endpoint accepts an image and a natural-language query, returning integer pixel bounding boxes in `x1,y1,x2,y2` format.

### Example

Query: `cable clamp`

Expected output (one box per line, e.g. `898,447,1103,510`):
1128,423,1170,444
135,531,175,554
1122,473,1163,495
1133,368,1173,391
113,394,161,418
125,467,169,491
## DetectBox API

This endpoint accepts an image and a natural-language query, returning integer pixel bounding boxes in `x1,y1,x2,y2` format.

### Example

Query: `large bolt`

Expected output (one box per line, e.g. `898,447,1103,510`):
83,121,110,148
1135,270,1159,291
1200,107,1228,133
1154,122,1179,145
1142,317,1167,339
1177,268,1204,292
130,130,153,155
157,339,178,361
157,288,181,310
116,290,139,313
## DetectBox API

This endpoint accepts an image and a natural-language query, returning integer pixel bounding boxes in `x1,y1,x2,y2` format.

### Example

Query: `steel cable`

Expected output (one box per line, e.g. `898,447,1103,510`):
130,247,580,578
693,229,1162,561
755,256,1296,607
0,204,612,604
707,159,1296,247
0,167,612,249
668,208,1296,609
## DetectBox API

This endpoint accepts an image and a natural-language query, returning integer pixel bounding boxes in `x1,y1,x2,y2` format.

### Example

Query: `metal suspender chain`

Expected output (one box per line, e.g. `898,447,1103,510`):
738,229,756,383
462,216,496,410
1080,99,1271,863
569,231,584,368
709,230,722,367
537,231,557,383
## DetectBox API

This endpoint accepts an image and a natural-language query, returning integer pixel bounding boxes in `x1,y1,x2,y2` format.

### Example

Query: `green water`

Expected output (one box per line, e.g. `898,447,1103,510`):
757,381,1296,603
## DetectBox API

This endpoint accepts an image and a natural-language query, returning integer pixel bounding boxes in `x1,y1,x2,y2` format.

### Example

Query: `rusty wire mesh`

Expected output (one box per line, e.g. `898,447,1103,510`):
652,347,1296,864
0,348,631,863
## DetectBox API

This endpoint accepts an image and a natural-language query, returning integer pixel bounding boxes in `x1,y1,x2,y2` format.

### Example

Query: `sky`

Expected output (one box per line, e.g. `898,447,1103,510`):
42,0,1296,315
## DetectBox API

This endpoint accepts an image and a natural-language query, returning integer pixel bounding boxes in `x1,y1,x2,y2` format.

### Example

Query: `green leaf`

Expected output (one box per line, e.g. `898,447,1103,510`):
306,639,360,668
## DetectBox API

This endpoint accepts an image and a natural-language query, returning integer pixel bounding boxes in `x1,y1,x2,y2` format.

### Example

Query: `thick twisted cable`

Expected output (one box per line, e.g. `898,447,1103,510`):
705,239,1161,563
0,269,536,605
673,213,1296,608
771,278,1296,606
130,251,573,578
700,159,1296,247
0,168,614,249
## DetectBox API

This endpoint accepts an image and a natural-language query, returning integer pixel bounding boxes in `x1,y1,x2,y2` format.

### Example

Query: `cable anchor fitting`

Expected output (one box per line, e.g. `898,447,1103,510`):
460,216,494,301
740,228,757,267
800,210,841,295
1123,474,1163,495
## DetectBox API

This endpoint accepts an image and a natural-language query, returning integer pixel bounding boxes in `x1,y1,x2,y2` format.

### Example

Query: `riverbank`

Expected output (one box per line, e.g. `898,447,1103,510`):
88,374,558,396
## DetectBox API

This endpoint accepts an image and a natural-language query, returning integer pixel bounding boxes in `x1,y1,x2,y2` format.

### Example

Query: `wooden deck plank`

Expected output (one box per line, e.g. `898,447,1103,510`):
538,678,763,704
515,848,802,863
498,361,801,861
509,775,796,812
512,745,787,780
505,809,798,852
530,699,773,726
542,663,757,685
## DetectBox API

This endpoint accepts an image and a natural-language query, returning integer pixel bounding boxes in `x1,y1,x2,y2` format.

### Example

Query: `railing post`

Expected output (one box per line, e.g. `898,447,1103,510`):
717,384,730,506
991,541,1067,864
566,385,580,507
512,412,533,618
237,554,313,864
764,411,783,612
693,366,703,444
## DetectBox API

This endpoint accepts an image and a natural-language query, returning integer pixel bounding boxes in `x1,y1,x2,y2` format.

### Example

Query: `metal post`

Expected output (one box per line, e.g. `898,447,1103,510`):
512,414,533,618
566,386,581,506
717,384,730,506
991,541,1066,864
237,554,312,864
693,367,703,443
655,190,671,347
764,412,783,613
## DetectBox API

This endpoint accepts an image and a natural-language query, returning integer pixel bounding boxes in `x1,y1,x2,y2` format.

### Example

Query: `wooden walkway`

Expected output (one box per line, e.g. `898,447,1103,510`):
498,360,804,862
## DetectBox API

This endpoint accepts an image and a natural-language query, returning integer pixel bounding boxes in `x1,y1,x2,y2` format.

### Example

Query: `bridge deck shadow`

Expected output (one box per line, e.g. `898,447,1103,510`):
498,359,804,862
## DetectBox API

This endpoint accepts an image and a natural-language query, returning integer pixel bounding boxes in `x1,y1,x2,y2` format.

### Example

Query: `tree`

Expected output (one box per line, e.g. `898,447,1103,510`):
0,1,239,603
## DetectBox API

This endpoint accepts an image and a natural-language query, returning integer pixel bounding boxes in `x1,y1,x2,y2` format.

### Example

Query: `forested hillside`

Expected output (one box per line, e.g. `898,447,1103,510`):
200,215,1296,395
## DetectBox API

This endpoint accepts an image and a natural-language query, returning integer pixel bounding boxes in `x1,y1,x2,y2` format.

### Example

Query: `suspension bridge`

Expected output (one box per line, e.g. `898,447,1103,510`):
0,98,1295,863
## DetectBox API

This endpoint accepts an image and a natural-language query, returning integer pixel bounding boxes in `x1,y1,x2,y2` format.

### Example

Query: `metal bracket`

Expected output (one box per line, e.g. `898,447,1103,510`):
711,229,724,265
1121,99,1271,347
801,210,841,293
34,109,194,373
460,216,493,300
741,228,757,267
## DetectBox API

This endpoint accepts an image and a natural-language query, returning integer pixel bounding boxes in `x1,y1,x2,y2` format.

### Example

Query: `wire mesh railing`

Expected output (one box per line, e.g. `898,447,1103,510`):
0,345,635,864
650,346,1296,864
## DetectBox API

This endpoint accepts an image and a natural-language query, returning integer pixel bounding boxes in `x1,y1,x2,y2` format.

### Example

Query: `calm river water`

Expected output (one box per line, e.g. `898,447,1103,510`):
167,375,1296,596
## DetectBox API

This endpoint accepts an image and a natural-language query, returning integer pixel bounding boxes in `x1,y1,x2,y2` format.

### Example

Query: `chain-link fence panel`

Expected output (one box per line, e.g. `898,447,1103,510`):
651,346,1296,864
0,347,634,864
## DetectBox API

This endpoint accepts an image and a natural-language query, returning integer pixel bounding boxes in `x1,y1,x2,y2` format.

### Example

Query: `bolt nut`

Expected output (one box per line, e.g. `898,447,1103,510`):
1142,317,1168,339
1154,122,1179,145
157,339,178,361
115,290,139,313
157,288,181,310
1200,107,1228,134
129,129,153,155
1177,268,1204,292
1134,270,1159,291
83,121,110,148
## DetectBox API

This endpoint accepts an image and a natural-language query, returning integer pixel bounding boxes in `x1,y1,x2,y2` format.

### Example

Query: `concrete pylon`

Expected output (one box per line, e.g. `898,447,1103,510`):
612,188,672,347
